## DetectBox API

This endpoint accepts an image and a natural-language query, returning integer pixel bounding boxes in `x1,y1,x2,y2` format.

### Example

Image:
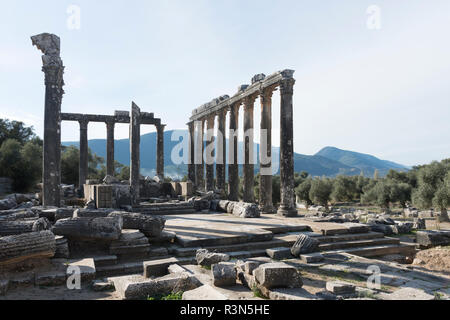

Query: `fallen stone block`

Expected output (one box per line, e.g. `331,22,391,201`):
35,270,66,286
268,287,319,300
67,258,96,283
416,230,450,248
0,230,56,266
0,279,9,296
113,273,201,300
212,262,236,287
266,247,292,260
291,234,319,256
413,218,426,230
379,287,435,300
182,284,229,300
108,212,165,237
73,208,113,218
109,230,150,256
0,217,51,236
326,281,356,295
231,202,260,218
52,217,122,241
54,236,70,258
300,252,324,263
254,262,302,289
168,264,189,274
147,230,176,244
92,279,115,292
196,249,230,267
143,257,179,277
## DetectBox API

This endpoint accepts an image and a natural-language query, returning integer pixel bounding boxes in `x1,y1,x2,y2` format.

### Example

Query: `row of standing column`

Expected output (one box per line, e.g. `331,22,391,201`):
187,79,296,216
77,118,165,200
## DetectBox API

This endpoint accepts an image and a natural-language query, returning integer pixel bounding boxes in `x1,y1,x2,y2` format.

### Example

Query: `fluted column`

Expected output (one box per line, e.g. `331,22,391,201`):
32,33,64,207
195,119,204,190
278,78,297,217
259,88,276,213
156,124,165,178
205,116,215,191
187,121,196,183
106,121,115,176
243,96,256,203
78,119,89,192
216,109,226,194
130,102,141,206
228,103,240,201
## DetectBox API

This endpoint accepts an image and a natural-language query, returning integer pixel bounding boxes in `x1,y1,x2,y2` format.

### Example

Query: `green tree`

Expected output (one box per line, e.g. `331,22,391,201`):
0,119,36,146
331,175,357,202
295,178,312,207
309,178,332,210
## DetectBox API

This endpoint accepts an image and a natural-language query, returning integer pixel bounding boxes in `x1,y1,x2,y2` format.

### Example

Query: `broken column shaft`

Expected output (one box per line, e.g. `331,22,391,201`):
215,110,226,194
31,33,64,207
205,116,215,191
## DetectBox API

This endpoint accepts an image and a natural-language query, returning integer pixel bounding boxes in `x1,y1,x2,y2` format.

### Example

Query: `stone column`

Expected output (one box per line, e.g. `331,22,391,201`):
106,121,115,176
187,121,196,183
205,116,215,191
243,96,255,203
215,109,226,194
228,103,240,201
156,124,165,179
31,33,64,207
195,119,204,190
278,78,297,217
78,119,89,191
130,102,141,206
259,88,276,213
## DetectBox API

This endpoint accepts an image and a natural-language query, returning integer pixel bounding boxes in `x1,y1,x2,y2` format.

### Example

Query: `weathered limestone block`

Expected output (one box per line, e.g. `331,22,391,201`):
147,230,176,244
73,208,113,218
0,209,38,221
291,234,319,256
266,247,292,260
196,249,230,267
396,222,413,234
182,284,229,300
108,212,165,237
67,258,96,283
92,279,115,292
227,202,260,218
326,281,356,295
300,252,324,263
52,217,122,241
112,273,201,300
54,235,69,258
144,257,179,278
254,262,302,289
0,279,9,296
0,197,17,210
109,230,150,256
0,217,51,236
212,262,236,287
416,230,450,248
0,230,56,266
35,270,66,286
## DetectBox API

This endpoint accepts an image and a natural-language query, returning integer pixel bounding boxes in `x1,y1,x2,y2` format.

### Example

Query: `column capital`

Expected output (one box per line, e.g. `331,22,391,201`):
106,121,115,129
279,78,296,95
260,86,276,101
156,123,166,131
78,119,89,129
243,95,257,111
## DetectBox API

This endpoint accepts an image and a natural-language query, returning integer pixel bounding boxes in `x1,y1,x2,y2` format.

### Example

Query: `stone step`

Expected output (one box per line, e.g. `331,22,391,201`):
93,255,117,267
323,243,416,258
316,232,385,243
318,237,400,251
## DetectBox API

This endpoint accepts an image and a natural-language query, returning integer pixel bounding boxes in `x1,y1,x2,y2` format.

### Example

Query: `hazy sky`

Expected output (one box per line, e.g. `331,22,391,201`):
0,0,449,166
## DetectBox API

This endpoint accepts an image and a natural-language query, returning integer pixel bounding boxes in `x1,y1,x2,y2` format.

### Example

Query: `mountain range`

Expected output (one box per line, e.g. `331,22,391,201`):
62,130,409,179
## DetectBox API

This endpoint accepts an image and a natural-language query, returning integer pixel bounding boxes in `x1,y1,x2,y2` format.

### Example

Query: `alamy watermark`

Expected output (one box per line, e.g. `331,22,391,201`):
366,5,382,30
67,5,81,30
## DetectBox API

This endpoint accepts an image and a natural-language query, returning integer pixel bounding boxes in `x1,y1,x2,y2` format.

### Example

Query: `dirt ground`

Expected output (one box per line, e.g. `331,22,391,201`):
413,247,450,274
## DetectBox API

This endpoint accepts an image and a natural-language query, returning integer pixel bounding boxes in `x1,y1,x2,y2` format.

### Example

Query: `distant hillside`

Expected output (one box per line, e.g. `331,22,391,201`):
63,131,408,179
316,146,409,177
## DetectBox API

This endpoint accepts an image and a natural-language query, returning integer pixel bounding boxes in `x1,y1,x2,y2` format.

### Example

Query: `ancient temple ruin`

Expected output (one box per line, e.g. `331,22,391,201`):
187,70,297,216
32,33,166,208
